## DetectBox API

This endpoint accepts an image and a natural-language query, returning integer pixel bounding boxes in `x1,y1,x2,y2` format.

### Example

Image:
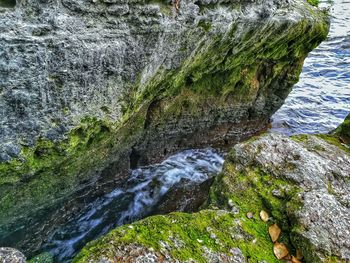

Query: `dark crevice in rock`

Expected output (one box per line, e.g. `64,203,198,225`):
0,0,15,8
129,147,141,169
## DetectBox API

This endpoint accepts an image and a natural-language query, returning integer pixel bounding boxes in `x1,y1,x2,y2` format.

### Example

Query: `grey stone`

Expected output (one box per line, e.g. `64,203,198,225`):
0,247,26,263
0,0,326,161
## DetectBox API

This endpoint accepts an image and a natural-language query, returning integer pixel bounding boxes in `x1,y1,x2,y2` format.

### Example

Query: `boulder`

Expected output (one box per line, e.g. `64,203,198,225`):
208,132,350,261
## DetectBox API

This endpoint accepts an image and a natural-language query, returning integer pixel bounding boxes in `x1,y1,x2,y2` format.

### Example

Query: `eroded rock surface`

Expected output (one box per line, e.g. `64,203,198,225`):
0,0,329,256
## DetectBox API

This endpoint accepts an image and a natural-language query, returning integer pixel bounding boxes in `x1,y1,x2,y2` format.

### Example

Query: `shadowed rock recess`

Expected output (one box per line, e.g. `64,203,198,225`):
0,0,328,257
74,115,350,263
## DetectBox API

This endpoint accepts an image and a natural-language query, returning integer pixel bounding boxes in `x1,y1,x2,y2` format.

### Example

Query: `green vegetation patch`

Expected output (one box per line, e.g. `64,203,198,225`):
0,0,15,8
28,252,54,263
206,151,303,257
74,209,280,263
307,0,320,7
334,114,350,144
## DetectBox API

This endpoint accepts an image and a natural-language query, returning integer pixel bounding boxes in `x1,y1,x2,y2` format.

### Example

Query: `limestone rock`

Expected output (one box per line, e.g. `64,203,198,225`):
0,247,26,263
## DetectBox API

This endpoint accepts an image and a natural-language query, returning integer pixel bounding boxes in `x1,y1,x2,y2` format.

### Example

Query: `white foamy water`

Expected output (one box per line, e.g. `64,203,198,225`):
44,148,224,262
271,0,350,135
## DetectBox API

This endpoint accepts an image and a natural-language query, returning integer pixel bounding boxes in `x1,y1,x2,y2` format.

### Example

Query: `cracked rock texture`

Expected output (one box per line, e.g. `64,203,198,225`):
0,0,328,257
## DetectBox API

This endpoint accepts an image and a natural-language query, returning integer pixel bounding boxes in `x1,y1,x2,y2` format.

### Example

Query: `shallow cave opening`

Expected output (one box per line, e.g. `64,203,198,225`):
0,0,16,8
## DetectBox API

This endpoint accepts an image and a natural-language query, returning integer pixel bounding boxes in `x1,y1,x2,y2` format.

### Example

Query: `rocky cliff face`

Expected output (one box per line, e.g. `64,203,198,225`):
74,115,350,263
0,0,328,256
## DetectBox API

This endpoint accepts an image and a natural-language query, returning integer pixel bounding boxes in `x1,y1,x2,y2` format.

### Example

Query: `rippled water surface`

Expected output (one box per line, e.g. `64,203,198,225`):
45,149,224,262
271,0,350,135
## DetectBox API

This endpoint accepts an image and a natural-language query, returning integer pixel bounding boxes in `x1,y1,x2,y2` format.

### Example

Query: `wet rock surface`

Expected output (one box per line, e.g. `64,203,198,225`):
152,177,215,215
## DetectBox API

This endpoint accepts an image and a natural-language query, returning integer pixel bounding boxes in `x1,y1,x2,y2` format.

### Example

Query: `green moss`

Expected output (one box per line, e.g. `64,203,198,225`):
28,252,54,263
206,154,302,256
334,114,350,144
73,209,281,263
291,134,309,143
198,20,212,32
0,0,15,8
317,134,350,155
307,0,319,7
0,115,146,228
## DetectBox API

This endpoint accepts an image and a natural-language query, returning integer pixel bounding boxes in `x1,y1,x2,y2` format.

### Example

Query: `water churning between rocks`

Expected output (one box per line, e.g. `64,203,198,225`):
271,0,350,135
45,148,224,262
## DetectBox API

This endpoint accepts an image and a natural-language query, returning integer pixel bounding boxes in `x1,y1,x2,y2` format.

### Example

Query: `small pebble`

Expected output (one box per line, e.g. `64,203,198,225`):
246,212,254,219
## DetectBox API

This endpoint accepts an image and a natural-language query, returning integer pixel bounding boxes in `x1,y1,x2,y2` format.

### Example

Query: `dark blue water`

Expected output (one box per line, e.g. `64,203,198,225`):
271,0,350,135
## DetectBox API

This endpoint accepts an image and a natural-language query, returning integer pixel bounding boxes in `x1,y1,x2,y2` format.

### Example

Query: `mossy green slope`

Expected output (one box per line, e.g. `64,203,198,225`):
73,209,281,263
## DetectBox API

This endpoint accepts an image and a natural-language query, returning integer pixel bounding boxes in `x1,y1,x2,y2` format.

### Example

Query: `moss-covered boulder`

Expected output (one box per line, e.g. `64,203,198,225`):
0,0,329,256
208,132,350,262
74,209,282,263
